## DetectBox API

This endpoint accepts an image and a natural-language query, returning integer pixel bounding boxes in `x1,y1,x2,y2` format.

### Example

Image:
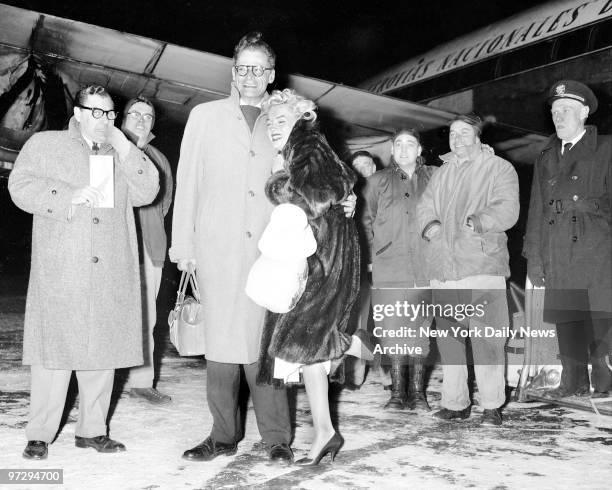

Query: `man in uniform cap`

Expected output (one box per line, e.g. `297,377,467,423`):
523,80,611,398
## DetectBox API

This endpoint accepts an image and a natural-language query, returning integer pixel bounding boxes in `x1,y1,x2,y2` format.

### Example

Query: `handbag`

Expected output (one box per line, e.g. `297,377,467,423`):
168,270,206,356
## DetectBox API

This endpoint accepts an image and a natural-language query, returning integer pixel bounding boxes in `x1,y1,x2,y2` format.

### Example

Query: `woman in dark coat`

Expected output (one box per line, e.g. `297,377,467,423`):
256,89,371,465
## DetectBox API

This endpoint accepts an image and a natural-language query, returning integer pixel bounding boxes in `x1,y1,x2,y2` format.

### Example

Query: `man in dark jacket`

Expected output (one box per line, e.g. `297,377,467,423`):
122,96,174,404
523,80,612,398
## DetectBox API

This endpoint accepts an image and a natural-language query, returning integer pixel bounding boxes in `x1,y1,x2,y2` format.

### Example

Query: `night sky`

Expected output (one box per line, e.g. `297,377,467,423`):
5,0,550,86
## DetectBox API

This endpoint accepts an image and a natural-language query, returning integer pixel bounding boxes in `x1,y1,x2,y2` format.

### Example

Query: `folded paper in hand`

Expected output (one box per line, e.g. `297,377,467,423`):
89,155,114,208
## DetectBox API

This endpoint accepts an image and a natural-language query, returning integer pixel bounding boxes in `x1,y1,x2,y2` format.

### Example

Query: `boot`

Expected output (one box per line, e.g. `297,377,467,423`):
384,358,406,409
407,359,431,411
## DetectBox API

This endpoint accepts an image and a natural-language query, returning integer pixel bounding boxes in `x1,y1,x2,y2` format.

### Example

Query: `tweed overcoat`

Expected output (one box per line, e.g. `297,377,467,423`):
170,85,276,364
8,118,159,370
523,125,612,317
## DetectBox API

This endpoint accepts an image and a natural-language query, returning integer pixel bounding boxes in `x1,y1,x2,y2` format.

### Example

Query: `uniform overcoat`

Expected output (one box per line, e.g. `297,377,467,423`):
8,118,159,369
523,125,612,317
170,85,275,363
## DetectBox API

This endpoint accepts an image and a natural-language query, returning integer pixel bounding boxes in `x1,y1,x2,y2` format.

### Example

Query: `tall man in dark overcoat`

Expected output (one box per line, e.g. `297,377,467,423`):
523,80,612,398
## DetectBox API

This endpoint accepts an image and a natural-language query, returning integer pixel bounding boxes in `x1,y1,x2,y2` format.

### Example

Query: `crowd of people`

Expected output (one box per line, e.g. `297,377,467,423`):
7,31,611,465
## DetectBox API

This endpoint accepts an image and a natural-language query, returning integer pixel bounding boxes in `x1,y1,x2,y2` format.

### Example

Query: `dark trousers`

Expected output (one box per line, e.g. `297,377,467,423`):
207,360,291,445
557,319,612,392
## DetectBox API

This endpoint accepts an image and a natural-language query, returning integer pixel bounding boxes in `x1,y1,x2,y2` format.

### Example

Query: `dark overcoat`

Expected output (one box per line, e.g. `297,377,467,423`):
257,120,360,385
523,125,612,319
8,118,159,369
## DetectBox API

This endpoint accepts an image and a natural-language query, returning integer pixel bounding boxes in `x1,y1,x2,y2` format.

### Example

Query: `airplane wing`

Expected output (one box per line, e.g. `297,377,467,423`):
0,3,456,170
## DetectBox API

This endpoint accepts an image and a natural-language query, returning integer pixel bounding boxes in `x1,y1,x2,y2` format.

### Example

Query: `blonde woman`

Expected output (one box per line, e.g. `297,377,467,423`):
256,89,372,465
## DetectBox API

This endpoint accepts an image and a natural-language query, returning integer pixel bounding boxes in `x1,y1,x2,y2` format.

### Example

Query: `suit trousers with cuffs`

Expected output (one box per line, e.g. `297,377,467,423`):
206,360,291,446
25,364,114,443
127,248,163,389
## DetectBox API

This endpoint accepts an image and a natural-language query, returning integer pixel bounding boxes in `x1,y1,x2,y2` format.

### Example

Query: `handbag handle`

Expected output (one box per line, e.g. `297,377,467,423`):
188,271,202,303
174,270,189,308
174,270,202,307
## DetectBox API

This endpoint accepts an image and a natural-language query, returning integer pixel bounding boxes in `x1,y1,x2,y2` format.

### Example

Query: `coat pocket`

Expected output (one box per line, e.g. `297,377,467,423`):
375,241,393,256
481,233,507,257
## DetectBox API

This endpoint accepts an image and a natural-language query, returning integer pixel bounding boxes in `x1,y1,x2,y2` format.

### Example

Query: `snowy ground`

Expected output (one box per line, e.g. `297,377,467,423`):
1,292,611,490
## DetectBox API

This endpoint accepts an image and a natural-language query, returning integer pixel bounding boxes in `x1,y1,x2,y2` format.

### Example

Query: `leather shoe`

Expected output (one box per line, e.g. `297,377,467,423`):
432,406,471,420
23,440,48,460
75,435,126,453
269,442,293,463
480,408,502,426
591,390,612,399
129,387,172,405
546,385,590,398
182,437,237,461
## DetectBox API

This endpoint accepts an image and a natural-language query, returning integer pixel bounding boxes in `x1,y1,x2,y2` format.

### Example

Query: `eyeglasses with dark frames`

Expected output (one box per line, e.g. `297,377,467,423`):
78,105,118,120
127,111,154,122
234,65,273,77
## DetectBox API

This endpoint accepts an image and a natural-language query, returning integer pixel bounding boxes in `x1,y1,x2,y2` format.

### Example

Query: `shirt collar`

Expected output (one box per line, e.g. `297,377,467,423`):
392,160,421,178
562,128,586,148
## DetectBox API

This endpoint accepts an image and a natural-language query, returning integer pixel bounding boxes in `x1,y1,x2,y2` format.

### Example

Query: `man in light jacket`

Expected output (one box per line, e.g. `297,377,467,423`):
417,114,519,426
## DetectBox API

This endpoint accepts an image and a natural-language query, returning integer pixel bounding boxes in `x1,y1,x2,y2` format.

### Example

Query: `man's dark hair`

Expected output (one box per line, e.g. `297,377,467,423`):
233,31,276,68
350,150,374,164
74,85,113,107
449,113,484,136
124,95,156,124
392,127,421,145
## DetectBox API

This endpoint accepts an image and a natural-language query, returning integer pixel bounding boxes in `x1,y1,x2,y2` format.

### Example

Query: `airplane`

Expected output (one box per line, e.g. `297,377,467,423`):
0,2,610,415
0,2,456,176
361,0,612,165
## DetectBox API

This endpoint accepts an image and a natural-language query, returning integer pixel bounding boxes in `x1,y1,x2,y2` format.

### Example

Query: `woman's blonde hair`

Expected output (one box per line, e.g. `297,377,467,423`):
262,88,317,122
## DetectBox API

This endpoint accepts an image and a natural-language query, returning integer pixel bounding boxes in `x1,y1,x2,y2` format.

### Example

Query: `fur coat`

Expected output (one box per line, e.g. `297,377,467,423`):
257,119,360,386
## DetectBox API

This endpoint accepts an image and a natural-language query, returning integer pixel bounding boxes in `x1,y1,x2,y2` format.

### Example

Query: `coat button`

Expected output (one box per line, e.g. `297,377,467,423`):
571,216,576,222
246,231,252,238
572,195,578,201
93,217,99,224
571,175,578,180
404,192,410,198
572,236,578,242
249,150,256,157
248,190,255,197
549,219,554,225
47,208,52,213
51,189,57,195
91,256,99,263
137,169,143,174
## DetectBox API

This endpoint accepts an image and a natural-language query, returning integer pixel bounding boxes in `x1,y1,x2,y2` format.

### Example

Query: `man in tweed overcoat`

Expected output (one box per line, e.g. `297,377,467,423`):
9,85,159,459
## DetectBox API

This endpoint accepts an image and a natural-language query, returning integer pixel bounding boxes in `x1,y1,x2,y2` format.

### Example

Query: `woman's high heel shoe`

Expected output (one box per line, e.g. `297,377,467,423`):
295,432,344,466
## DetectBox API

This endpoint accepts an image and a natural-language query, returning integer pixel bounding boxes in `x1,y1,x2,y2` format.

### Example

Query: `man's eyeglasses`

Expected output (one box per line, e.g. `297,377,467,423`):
78,105,118,120
234,65,272,77
127,111,154,122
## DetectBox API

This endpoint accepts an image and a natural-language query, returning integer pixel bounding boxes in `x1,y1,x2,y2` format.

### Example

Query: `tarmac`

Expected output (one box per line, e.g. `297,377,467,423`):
0,278,611,490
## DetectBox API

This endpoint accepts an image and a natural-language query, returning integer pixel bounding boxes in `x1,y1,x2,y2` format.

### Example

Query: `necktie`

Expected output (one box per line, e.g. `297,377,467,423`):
562,142,572,155
92,142,99,154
